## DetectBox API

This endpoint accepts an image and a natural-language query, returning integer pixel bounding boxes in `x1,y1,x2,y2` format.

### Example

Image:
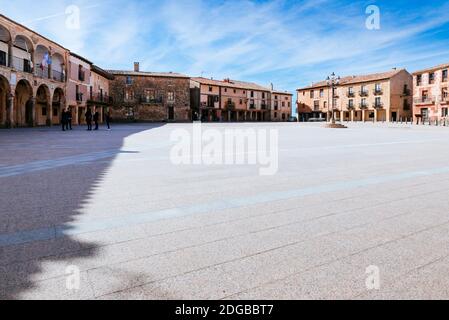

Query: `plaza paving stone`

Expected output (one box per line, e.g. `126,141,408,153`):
1,122,449,300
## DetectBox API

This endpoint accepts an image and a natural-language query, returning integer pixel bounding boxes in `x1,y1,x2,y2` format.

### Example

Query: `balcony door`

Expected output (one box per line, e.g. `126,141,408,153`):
421,108,429,122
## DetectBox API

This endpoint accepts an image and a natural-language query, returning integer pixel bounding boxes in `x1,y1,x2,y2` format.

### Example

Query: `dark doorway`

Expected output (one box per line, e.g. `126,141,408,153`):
392,112,398,122
168,106,175,121
25,99,33,127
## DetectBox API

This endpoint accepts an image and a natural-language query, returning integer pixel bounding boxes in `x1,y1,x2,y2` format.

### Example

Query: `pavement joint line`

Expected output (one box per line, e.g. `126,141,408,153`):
221,218,449,300
94,210,449,300
2,164,449,247
0,181,443,269
3,188,444,293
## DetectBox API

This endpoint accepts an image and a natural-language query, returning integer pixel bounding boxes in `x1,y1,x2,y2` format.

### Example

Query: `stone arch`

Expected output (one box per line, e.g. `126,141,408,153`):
52,87,65,125
35,44,51,79
14,79,33,127
51,52,65,82
0,23,12,68
0,74,10,126
12,34,34,73
35,84,52,126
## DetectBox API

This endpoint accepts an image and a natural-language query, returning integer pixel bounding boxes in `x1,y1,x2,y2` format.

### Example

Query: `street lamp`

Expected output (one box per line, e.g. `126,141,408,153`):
326,72,340,125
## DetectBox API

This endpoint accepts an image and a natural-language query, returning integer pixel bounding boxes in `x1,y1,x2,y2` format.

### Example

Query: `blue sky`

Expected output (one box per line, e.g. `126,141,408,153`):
1,0,449,95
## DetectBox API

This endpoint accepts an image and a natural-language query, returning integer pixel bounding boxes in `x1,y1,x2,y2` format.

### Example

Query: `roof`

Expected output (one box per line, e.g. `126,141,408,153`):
191,77,271,91
108,70,190,79
91,65,115,80
297,68,407,91
413,62,449,75
69,52,93,65
272,91,293,96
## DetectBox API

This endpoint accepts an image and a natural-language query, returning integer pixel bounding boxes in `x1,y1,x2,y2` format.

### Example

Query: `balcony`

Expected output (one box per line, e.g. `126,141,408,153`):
76,93,83,102
440,95,449,104
249,104,256,110
346,91,355,98
261,104,268,110
359,102,368,109
359,90,369,97
12,56,33,74
140,96,163,104
52,69,64,82
346,103,355,110
225,102,236,110
373,88,383,95
414,96,436,105
89,93,113,104
373,101,384,109
35,66,50,79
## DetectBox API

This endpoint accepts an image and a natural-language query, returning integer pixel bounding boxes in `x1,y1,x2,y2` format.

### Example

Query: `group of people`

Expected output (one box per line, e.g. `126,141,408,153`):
61,108,111,131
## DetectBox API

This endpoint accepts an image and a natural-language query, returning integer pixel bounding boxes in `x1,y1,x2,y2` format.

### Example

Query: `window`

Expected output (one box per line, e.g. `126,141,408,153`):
443,70,448,82
442,108,448,117
324,101,327,109
310,90,314,98
240,99,243,105
209,86,213,92
361,98,367,107
250,91,254,98
167,91,175,102
416,74,422,86
429,72,435,84
348,99,354,108
375,97,381,107
224,88,227,93
320,89,324,98
274,112,277,118
0,51,6,66
78,65,84,81
314,100,319,111
126,76,133,85
275,95,278,100
262,92,265,99
125,88,134,101
234,89,236,94
375,83,382,93
288,102,291,108
42,107,47,116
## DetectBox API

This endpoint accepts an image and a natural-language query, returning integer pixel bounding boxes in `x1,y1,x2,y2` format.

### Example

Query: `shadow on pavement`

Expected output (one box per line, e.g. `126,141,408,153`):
0,124,166,299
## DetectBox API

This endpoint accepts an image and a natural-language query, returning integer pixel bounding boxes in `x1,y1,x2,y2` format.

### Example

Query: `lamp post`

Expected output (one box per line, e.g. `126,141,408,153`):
326,72,340,125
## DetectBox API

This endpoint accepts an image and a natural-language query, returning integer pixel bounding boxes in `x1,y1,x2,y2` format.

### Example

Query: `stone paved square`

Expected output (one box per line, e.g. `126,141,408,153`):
1,122,449,300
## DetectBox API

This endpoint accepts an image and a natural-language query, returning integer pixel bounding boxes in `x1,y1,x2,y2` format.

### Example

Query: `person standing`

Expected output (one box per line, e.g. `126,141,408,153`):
66,108,73,130
105,109,111,130
61,109,67,131
93,110,100,131
85,108,93,131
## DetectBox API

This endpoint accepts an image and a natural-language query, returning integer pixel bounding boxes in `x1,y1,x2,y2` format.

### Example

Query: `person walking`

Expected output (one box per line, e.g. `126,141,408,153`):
61,109,67,131
93,110,100,131
105,109,111,130
85,108,93,131
66,108,73,130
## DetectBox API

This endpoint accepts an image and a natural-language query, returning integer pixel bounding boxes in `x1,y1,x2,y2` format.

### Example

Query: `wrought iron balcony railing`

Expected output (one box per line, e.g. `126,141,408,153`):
414,96,436,105
373,88,383,95
12,56,33,73
373,101,384,108
347,91,355,98
359,90,369,97
359,102,368,109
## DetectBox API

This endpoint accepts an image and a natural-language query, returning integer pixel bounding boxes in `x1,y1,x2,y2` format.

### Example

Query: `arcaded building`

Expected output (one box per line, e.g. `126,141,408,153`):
190,77,290,122
108,63,191,122
0,14,68,128
413,62,448,124
297,69,413,123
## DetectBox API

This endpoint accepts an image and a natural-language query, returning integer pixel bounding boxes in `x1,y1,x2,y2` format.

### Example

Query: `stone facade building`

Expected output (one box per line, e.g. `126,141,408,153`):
297,69,413,123
108,63,191,122
0,14,68,128
413,62,449,124
190,77,291,122
87,65,114,124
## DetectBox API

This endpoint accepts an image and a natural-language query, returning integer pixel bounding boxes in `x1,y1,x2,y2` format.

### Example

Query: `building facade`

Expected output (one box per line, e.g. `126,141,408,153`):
108,63,191,122
413,63,449,124
67,53,92,125
271,91,293,121
190,77,290,122
0,14,68,128
87,65,114,124
297,69,413,123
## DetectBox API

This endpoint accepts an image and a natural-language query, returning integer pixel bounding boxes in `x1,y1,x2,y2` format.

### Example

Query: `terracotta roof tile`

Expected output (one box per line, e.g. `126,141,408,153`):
412,62,449,75
298,69,407,90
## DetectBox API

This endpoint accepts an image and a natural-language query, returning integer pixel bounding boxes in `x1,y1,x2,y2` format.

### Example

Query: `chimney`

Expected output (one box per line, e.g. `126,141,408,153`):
134,62,140,72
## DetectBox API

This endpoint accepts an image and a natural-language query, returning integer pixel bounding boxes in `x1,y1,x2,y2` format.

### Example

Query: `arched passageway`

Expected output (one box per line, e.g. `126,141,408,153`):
0,75,10,127
52,88,65,125
14,79,33,127
36,85,51,126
